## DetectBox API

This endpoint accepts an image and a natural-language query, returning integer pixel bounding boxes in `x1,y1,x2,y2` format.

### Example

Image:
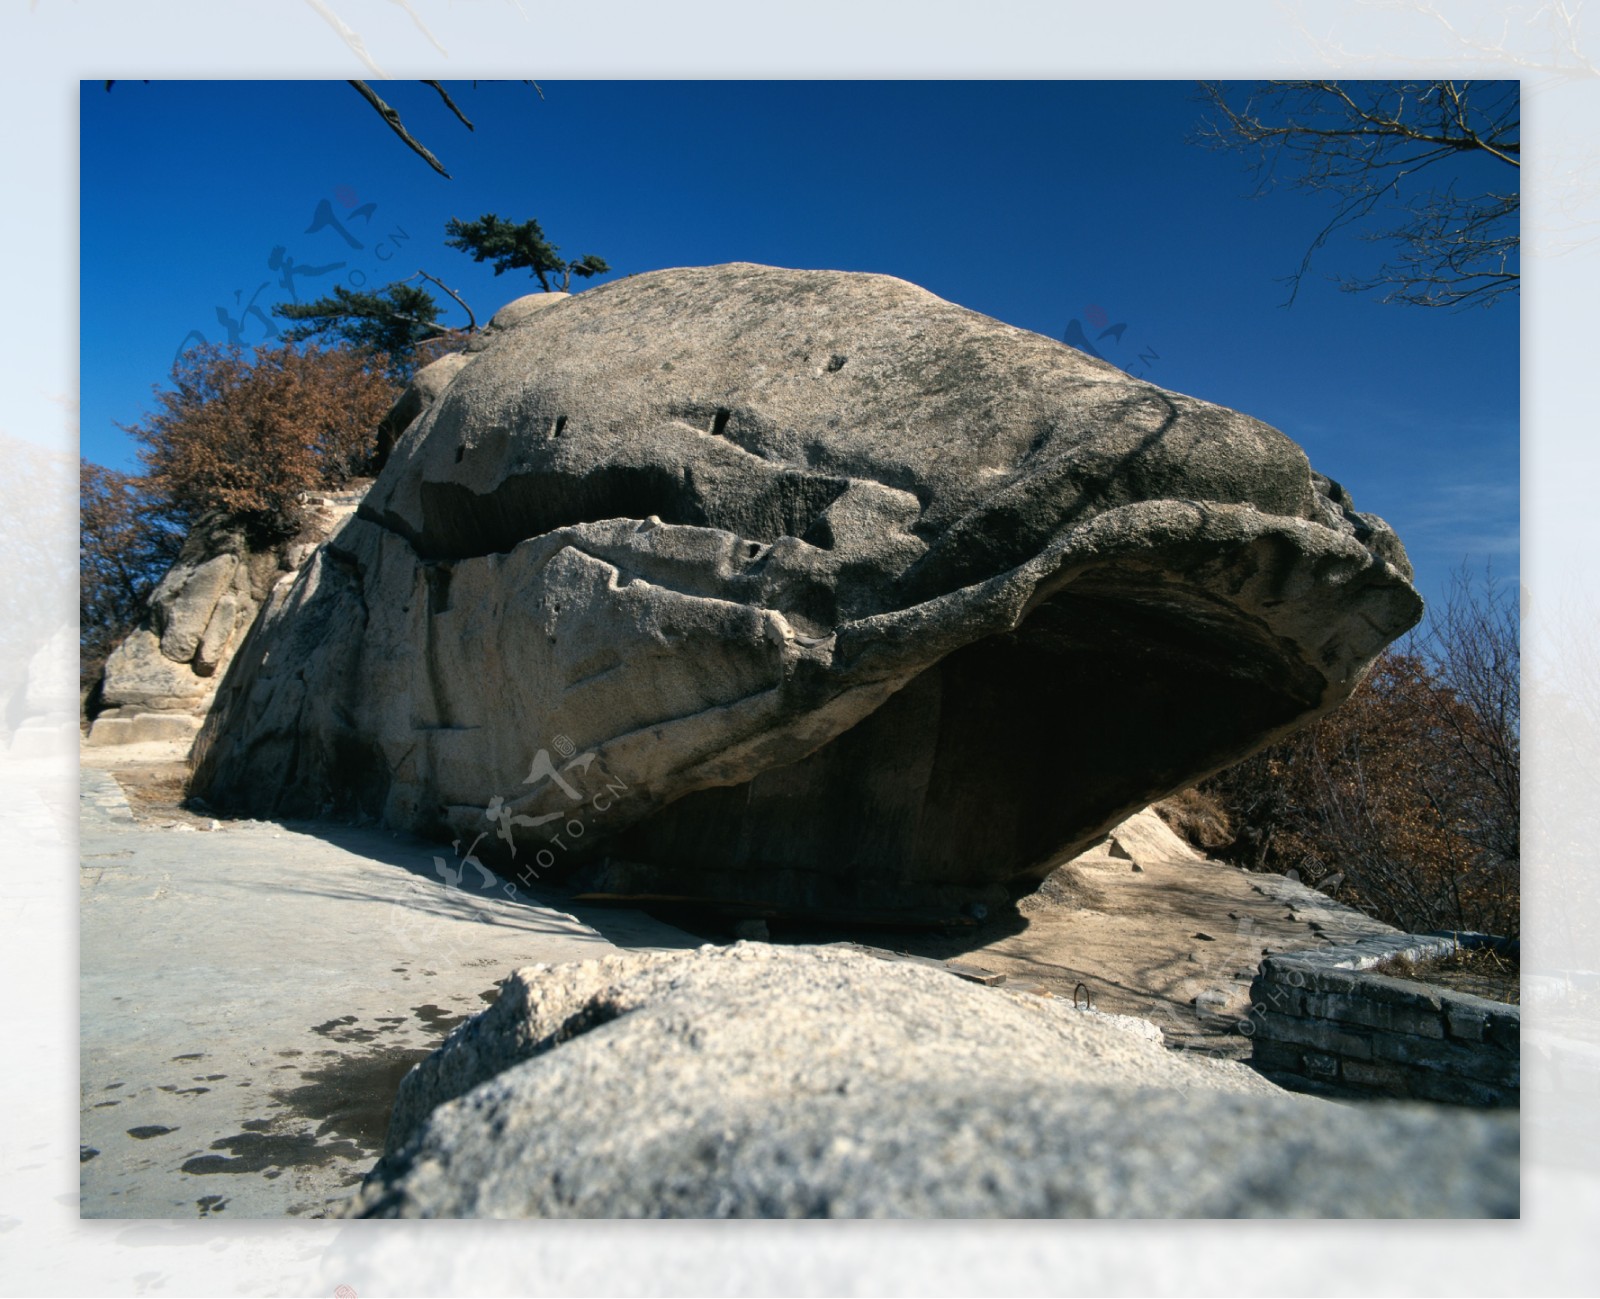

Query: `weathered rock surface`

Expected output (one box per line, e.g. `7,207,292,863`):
374,351,473,468
372,297,569,464
474,290,570,337
192,263,1422,919
1103,805,1201,866
93,335,467,748
90,497,366,747
155,551,239,663
349,944,1516,1218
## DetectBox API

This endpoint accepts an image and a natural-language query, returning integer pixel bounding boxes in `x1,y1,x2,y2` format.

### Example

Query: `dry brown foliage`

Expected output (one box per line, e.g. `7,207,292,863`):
1203,596,1520,939
1153,787,1234,851
124,342,399,539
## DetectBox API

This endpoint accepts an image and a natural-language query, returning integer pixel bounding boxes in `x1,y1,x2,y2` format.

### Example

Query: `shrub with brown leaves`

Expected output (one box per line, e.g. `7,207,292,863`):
123,342,399,540
1202,568,1519,937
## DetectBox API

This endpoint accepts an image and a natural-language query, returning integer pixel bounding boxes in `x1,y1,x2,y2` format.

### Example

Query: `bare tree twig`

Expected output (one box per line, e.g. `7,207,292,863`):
1195,79,1520,309
349,80,546,178
348,79,452,178
401,269,478,331
424,80,474,131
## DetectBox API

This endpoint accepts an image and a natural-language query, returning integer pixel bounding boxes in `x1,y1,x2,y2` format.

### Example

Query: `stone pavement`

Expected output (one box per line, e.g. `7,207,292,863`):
79,764,696,1219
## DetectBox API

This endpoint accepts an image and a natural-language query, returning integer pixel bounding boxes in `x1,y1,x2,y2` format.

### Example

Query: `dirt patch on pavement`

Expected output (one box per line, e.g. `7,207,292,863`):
113,763,190,813
81,742,232,829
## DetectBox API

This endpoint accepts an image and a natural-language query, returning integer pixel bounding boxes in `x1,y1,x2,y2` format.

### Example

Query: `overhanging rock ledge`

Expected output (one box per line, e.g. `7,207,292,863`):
191,263,1422,922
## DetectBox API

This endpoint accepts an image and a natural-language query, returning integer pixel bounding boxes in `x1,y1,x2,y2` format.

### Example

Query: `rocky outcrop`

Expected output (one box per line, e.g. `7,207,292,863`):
192,264,1422,920
348,944,1516,1218
88,496,366,748
374,352,473,469
92,345,483,752
372,300,565,464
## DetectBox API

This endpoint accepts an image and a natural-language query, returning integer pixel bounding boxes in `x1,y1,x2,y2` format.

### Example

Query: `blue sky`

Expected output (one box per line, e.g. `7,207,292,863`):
79,79,1519,616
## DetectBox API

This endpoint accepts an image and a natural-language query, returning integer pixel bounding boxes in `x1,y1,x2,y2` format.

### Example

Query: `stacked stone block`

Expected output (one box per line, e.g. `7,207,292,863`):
1246,936,1519,1108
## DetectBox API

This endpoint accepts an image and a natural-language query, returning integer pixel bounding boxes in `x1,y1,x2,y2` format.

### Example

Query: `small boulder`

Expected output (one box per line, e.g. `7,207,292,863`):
374,351,474,468
485,291,570,331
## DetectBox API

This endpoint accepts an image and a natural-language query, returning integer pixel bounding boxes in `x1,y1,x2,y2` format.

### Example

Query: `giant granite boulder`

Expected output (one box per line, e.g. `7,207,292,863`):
348,945,1516,1218
191,264,1421,920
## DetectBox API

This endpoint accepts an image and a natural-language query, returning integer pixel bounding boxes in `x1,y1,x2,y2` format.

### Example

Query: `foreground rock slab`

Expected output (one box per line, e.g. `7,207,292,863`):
350,944,1516,1219
195,263,1422,920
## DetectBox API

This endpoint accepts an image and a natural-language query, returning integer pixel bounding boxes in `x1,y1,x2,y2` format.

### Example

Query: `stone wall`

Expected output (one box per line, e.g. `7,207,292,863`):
1245,935,1519,1108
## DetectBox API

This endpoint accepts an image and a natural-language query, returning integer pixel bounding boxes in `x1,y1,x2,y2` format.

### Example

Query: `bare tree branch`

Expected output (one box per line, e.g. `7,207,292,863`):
1196,79,1520,309
348,79,452,178
401,269,479,332
347,81,545,178
424,80,474,131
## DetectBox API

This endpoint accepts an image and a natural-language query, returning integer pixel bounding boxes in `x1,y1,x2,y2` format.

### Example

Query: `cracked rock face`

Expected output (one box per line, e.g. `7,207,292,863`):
192,263,1421,921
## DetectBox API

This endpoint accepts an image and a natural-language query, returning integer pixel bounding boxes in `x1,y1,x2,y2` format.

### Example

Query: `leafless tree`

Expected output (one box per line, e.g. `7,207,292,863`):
1419,562,1520,877
1196,80,1519,309
1201,563,1520,937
